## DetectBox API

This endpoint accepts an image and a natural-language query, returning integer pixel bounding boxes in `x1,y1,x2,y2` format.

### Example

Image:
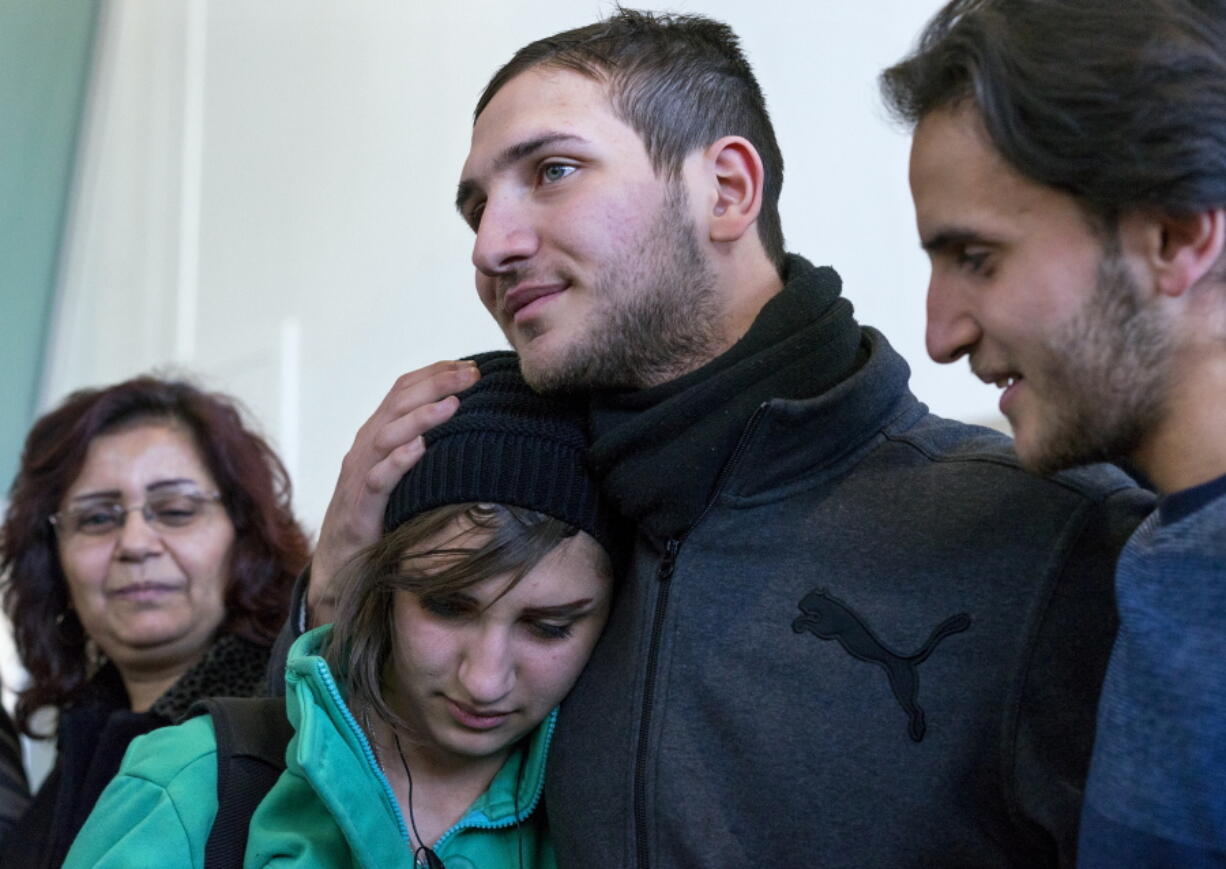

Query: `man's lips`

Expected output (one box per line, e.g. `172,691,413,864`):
502,282,568,321
980,373,1022,391
974,369,1025,416
971,358,1022,391
445,697,513,731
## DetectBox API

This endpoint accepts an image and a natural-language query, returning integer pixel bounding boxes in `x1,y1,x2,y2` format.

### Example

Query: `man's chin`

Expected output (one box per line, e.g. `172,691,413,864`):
1010,410,1069,476
1012,419,1106,478
1012,436,1056,476
516,341,587,395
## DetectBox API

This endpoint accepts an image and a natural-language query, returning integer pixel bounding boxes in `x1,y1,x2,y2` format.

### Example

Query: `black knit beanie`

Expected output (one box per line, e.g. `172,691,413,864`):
383,351,618,557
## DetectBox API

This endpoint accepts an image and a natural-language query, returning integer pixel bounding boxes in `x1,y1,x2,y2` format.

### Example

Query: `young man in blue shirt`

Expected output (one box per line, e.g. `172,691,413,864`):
886,2,1226,864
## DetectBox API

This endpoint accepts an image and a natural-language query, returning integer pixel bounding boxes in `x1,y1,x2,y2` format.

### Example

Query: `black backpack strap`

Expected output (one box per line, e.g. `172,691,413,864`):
190,696,294,869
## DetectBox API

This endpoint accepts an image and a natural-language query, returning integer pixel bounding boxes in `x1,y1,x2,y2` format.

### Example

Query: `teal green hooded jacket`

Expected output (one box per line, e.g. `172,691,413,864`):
63,626,557,868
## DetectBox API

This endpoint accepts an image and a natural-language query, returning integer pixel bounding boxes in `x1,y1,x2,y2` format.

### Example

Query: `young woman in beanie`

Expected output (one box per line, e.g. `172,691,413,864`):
64,353,620,869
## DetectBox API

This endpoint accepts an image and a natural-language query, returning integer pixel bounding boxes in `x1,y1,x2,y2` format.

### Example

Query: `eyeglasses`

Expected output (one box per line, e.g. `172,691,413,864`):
49,490,224,539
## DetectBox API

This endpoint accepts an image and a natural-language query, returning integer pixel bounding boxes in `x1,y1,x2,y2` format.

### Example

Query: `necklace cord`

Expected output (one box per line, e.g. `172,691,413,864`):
393,729,445,869
366,708,528,869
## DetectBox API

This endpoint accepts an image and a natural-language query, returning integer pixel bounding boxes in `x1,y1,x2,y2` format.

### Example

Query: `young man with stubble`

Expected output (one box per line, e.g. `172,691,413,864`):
884,1,1226,864
299,10,1154,867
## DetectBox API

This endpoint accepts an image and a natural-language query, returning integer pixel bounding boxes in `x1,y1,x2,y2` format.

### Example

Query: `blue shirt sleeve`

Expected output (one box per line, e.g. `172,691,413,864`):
1080,802,1226,869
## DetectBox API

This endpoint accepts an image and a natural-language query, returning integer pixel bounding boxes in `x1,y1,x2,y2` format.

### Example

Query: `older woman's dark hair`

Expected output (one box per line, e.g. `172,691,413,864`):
0,376,309,736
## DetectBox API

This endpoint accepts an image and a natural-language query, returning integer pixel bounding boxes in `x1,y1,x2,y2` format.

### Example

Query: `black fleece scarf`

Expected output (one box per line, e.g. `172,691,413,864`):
588,255,865,541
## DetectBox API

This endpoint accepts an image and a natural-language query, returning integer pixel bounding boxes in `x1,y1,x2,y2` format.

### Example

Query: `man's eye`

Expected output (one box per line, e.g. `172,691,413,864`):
528,620,573,641
467,203,485,230
539,163,575,184
956,249,992,275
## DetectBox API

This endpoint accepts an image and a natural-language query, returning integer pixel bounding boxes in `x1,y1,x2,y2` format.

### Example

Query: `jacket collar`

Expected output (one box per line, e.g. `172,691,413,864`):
718,327,924,502
587,255,892,540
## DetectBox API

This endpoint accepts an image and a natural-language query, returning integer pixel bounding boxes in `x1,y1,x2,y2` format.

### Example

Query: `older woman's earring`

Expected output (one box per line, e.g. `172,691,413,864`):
85,638,105,672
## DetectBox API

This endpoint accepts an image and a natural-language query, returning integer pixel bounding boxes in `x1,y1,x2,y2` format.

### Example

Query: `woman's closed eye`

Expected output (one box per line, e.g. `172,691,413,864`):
417,590,594,641
77,505,122,531
148,496,205,525
526,619,574,641
419,594,477,620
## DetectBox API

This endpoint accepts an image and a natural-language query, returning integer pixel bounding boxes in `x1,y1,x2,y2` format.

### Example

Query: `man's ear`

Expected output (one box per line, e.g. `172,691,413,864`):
1131,208,1226,297
703,136,765,244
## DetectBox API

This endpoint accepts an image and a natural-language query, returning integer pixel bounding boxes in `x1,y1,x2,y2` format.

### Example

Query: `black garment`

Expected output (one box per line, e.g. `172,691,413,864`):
0,634,269,869
589,261,865,540
546,256,1155,868
386,350,618,552
0,701,28,848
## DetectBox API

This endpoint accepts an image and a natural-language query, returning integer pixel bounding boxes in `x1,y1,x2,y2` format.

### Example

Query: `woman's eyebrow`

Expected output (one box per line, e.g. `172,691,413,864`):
68,478,200,503
425,591,479,605
68,489,122,503
520,598,596,619
146,478,201,492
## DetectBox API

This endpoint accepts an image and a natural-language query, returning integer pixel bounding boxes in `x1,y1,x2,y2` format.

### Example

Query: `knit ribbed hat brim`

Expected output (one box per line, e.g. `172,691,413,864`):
382,351,617,556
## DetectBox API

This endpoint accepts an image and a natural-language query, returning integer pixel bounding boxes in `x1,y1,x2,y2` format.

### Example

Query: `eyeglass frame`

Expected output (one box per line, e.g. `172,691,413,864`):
48,489,225,539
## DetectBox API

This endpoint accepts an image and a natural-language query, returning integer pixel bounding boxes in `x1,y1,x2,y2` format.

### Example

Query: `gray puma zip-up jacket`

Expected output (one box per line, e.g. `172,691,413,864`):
546,321,1151,869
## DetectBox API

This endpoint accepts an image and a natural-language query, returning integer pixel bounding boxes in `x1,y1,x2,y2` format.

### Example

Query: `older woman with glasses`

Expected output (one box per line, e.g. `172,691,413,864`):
0,376,309,868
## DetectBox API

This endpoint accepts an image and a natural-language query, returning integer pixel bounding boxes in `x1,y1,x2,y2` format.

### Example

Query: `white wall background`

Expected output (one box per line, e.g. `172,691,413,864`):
10,0,1005,775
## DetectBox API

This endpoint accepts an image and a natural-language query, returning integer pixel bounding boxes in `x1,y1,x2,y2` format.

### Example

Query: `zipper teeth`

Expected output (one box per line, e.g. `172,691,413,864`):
309,653,553,860
311,658,411,846
631,403,769,869
432,709,557,849
633,542,677,869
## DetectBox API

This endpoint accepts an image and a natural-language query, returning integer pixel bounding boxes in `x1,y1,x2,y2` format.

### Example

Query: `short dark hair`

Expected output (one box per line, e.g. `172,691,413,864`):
1,376,309,737
325,502,610,734
476,8,787,272
881,0,1226,225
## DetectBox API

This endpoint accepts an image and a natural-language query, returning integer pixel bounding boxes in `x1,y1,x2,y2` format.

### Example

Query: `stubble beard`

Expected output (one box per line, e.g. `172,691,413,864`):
518,183,723,394
1021,248,1174,476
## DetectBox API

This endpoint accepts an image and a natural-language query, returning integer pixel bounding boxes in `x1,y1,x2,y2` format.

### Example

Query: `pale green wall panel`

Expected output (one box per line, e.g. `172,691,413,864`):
0,0,98,492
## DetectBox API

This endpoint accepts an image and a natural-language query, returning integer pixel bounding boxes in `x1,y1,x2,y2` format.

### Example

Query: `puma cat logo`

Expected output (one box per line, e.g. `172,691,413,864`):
792,589,971,742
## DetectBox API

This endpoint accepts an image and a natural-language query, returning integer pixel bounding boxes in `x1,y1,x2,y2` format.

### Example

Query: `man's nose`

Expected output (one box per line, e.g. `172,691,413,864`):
458,627,515,706
471,197,539,278
925,274,981,364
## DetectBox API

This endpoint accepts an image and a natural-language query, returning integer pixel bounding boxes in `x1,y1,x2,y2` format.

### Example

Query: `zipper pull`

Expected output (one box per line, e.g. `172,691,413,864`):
657,538,680,582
